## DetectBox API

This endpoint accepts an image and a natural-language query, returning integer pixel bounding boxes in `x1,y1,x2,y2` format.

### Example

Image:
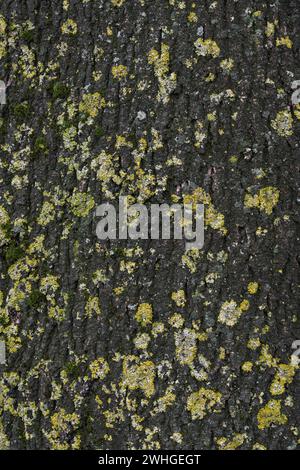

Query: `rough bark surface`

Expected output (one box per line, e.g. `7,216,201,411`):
0,0,299,450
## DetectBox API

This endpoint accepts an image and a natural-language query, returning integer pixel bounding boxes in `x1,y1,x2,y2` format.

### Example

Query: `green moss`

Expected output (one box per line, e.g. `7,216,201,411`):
51,82,70,100
94,126,104,137
27,289,45,308
21,29,34,42
13,102,30,121
33,136,48,155
5,243,24,264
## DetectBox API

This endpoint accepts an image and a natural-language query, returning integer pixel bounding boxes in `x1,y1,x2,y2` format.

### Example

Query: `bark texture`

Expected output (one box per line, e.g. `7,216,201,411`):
0,0,299,450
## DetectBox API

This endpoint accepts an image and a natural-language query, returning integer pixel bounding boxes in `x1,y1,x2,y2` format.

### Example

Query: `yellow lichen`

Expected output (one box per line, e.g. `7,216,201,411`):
271,110,293,137
270,364,296,396
111,0,125,6
247,282,259,294
148,44,177,104
89,357,109,380
218,300,248,327
257,399,287,429
122,356,155,398
175,328,198,365
69,191,95,217
79,92,105,118
276,37,293,49
265,22,275,37
46,409,80,449
37,201,56,226
244,187,280,215
135,303,153,326
187,12,198,23
61,19,78,35
184,187,227,235
0,15,7,35
194,38,220,58
111,65,128,80
242,361,253,373
216,433,247,450
85,296,101,317
187,387,222,420
171,289,186,307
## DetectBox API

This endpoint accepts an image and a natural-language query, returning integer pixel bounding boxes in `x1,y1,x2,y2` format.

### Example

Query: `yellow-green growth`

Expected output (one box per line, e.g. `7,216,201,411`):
112,65,128,80
89,357,109,380
171,289,186,307
194,38,220,58
122,356,156,398
79,92,105,118
257,399,287,429
216,433,247,450
247,282,259,294
69,191,95,217
244,187,280,215
61,19,78,35
270,364,296,396
271,110,293,137
187,387,222,420
135,303,153,326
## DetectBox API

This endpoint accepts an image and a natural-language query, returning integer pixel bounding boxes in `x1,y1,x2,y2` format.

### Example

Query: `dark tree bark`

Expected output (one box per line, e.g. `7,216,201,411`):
0,0,299,450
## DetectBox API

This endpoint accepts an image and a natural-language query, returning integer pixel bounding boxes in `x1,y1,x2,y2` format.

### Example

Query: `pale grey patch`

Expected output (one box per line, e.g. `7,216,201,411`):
0,341,6,364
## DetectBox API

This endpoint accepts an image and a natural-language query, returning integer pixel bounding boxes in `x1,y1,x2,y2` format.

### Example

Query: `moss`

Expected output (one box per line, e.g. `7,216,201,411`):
94,126,104,137
64,361,81,380
135,303,153,326
13,102,30,121
51,82,69,100
187,387,222,420
27,289,45,308
33,136,48,155
21,29,34,42
257,399,287,429
5,243,24,264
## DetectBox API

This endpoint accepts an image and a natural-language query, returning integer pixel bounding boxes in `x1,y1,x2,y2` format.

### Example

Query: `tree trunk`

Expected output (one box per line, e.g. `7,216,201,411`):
0,0,299,450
